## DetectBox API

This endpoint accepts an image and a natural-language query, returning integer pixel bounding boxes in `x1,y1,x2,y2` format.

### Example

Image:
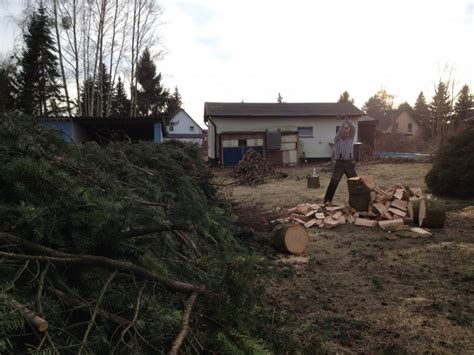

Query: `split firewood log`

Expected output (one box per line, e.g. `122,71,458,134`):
408,198,446,228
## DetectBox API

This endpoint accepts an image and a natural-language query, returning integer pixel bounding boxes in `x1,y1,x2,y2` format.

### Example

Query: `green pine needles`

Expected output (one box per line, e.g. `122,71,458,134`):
0,112,275,354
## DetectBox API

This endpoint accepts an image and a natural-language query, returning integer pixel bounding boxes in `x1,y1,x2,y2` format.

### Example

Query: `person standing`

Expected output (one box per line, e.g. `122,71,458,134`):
324,116,357,205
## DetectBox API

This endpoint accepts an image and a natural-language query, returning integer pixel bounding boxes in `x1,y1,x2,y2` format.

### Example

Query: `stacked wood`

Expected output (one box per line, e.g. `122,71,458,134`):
281,180,443,235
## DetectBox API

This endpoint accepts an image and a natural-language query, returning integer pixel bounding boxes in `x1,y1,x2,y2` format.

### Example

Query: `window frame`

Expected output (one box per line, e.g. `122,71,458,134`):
298,126,313,138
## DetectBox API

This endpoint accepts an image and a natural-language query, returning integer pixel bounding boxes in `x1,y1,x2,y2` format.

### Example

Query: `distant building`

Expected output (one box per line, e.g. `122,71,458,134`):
164,109,204,145
204,102,365,166
377,109,421,137
357,115,377,148
42,117,162,143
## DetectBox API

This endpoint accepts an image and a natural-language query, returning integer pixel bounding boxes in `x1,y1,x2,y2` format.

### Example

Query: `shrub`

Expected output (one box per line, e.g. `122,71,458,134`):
425,128,474,197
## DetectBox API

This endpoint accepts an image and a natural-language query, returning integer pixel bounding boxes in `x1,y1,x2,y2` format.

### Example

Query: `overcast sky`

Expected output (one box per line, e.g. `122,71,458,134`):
1,0,473,127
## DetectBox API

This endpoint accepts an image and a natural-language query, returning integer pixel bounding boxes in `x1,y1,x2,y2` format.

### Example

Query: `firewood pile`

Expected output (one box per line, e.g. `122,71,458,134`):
277,177,445,237
231,149,275,185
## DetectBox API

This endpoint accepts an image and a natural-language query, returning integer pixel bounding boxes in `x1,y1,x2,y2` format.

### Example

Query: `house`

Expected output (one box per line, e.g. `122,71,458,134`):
377,109,421,137
42,116,163,143
204,102,365,166
164,109,204,145
357,115,377,148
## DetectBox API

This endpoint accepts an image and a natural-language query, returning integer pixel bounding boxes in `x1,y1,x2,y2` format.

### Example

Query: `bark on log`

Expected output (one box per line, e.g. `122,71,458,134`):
408,198,446,228
271,224,308,254
347,178,371,212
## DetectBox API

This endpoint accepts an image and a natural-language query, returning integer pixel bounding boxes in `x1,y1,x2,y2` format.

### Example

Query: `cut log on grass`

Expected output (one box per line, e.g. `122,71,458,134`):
271,224,309,254
354,218,378,227
408,198,446,228
411,227,432,237
346,214,355,224
378,219,405,231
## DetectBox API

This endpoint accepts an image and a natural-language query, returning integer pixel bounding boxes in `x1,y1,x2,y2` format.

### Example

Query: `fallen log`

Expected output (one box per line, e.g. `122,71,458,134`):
271,224,309,254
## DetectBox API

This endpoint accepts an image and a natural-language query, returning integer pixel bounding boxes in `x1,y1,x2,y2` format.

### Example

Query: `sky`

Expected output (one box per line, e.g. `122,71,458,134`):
1,0,473,127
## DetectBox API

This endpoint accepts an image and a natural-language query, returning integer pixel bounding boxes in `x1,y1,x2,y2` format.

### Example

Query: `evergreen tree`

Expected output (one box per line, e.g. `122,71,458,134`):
397,102,413,112
338,91,354,104
111,77,131,117
277,93,283,103
17,3,62,117
454,84,474,129
362,89,393,120
79,63,112,117
429,81,452,138
163,86,182,124
136,48,169,118
414,91,431,140
0,58,18,113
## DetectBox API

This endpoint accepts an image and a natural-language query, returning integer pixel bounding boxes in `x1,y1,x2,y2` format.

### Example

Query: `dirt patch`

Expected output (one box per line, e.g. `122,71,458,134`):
221,162,474,353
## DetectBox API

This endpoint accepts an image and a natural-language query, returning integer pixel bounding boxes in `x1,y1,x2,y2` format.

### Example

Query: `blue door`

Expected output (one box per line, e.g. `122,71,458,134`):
222,146,264,167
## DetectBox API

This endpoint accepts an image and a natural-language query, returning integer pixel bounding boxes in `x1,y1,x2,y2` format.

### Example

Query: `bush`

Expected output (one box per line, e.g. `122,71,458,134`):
425,128,474,197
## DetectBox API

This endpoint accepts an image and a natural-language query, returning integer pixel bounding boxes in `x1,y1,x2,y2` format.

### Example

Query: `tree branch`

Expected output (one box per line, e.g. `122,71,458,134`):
169,291,199,355
0,239,204,294
78,271,117,355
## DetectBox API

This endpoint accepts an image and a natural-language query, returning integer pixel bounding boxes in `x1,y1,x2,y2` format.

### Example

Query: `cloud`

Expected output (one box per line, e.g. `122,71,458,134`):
176,1,214,26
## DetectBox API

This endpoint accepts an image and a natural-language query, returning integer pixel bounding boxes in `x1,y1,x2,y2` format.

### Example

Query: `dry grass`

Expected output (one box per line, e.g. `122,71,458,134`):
216,162,474,354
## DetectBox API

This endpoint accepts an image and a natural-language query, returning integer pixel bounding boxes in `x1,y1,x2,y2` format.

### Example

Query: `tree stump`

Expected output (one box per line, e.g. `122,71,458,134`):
271,224,309,254
408,198,446,228
347,177,372,212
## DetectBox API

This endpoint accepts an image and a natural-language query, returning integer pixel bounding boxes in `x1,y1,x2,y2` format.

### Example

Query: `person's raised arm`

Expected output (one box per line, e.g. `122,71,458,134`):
345,117,356,139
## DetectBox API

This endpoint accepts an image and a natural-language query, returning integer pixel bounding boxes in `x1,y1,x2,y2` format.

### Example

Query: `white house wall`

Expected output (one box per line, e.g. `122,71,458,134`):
168,110,203,135
210,116,358,159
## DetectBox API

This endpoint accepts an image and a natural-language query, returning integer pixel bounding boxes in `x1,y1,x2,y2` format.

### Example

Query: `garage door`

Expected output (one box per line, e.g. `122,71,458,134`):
222,146,264,167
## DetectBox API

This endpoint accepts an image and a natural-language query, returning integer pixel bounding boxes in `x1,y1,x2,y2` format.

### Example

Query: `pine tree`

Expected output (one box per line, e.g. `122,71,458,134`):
0,58,18,113
414,91,431,140
277,93,283,103
163,86,182,125
454,84,474,129
362,89,393,120
111,77,131,117
429,81,452,138
338,91,354,104
136,48,169,118
79,63,112,117
17,3,62,117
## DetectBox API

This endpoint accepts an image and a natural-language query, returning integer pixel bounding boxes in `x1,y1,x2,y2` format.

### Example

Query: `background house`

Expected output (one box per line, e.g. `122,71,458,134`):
42,117,163,143
164,109,204,145
377,109,421,137
357,115,377,148
204,102,364,166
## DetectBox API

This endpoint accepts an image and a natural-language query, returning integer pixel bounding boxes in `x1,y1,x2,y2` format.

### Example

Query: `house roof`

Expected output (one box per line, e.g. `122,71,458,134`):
170,109,204,131
204,102,364,121
358,115,377,124
42,116,162,124
377,109,404,130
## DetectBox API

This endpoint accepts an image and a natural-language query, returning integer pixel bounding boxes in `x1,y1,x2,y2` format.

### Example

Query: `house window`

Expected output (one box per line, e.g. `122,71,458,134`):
238,139,247,147
298,127,313,138
189,126,195,132
408,123,412,133
336,126,340,133
169,125,174,132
